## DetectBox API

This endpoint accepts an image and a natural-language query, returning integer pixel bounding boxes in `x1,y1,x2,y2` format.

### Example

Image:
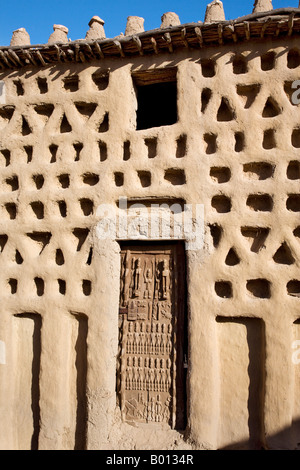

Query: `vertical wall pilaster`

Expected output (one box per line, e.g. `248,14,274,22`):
186,251,219,449
38,310,74,450
85,238,120,450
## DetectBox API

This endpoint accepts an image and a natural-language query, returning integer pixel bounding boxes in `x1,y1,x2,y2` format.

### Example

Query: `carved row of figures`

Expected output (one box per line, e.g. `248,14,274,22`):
124,393,171,424
120,253,173,304
125,321,173,356
124,356,172,392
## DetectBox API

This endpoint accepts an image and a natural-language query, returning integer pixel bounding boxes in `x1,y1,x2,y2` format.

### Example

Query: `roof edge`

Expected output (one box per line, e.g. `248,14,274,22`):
1,8,300,71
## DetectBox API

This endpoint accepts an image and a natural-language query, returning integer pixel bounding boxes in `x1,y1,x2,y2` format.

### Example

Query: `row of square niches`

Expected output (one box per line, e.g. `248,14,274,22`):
215,279,300,299
0,168,187,193
13,71,110,96
211,193,300,214
1,172,99,191
2,165,298,197
210,160,300,182
1,192,299,220
1,199,94,219
0,136,188,164
2,160,300,192
1,126,300,167
0,163,299,218
4,277,300,299
11,47,300,98
1,159,298,196
205,128,300,154
6,277,92,296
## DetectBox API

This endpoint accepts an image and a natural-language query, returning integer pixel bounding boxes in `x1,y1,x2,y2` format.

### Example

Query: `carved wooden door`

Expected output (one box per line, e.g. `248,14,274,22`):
117,242,186,430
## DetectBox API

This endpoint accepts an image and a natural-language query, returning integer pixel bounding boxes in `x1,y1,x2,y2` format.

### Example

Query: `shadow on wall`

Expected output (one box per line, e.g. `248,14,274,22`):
219,417,300,450
13,311,88,451
215,316,300,451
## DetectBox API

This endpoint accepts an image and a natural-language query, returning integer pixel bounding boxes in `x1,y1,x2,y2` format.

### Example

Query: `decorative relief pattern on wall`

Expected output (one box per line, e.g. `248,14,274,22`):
0,35,300,449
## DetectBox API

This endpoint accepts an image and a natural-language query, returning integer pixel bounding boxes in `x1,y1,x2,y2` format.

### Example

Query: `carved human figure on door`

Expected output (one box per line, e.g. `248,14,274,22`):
133,322,139,354
133,258,141,297
126,322,133,354
126,356,133,390
160,323,167,354
139,322,146,355
166,358,171,391
144,260,153,299
156,394,163,422
162,258,170,300
154,261,161,299
120,252,129,306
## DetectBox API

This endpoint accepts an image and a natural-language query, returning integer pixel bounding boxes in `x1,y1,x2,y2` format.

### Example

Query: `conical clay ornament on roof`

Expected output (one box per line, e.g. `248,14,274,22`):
85,16,106,40
10,28,31,46
48,24,69,44
253,0,273,13
125,16,144,36
204,0,225,24
160,12,181,28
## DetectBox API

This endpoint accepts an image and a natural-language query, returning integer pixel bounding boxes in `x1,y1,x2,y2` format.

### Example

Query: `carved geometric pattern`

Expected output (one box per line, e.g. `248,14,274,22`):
0,49,298,309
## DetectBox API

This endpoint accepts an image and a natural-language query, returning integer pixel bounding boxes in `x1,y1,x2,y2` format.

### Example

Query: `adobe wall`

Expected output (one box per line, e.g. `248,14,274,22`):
0,4,300,451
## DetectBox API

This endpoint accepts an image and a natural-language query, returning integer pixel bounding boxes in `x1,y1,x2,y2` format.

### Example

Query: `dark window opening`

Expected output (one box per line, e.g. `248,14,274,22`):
133,69,178,130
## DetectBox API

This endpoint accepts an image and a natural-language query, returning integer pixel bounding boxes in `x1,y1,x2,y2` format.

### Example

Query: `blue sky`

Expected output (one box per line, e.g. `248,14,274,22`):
0,0,298,46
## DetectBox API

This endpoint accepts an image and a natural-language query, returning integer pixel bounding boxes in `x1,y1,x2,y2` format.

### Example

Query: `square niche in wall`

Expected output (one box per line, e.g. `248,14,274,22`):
133,67,178,130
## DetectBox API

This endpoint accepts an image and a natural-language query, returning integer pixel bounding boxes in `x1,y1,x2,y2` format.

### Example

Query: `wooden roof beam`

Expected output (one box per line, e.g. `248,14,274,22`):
150,37,159,54
85,43,95,58
181,28,189,48
260,17,272,38
54,44,63,62
163,33,173,53
93,41,104,59
35,50,47,66
288,12,295,36
5,50,20,67
113,40,125,58
194,26,204,47
218,24,223,45
243,21,251,40
0,50,10,67
132,36,144,56
226,24,238,42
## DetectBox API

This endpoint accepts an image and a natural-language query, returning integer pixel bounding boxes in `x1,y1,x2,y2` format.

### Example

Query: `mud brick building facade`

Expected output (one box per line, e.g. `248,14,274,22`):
0,0,300,450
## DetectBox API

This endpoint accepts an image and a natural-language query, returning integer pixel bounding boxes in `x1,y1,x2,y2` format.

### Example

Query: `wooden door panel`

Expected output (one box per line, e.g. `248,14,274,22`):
117,243,186,429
